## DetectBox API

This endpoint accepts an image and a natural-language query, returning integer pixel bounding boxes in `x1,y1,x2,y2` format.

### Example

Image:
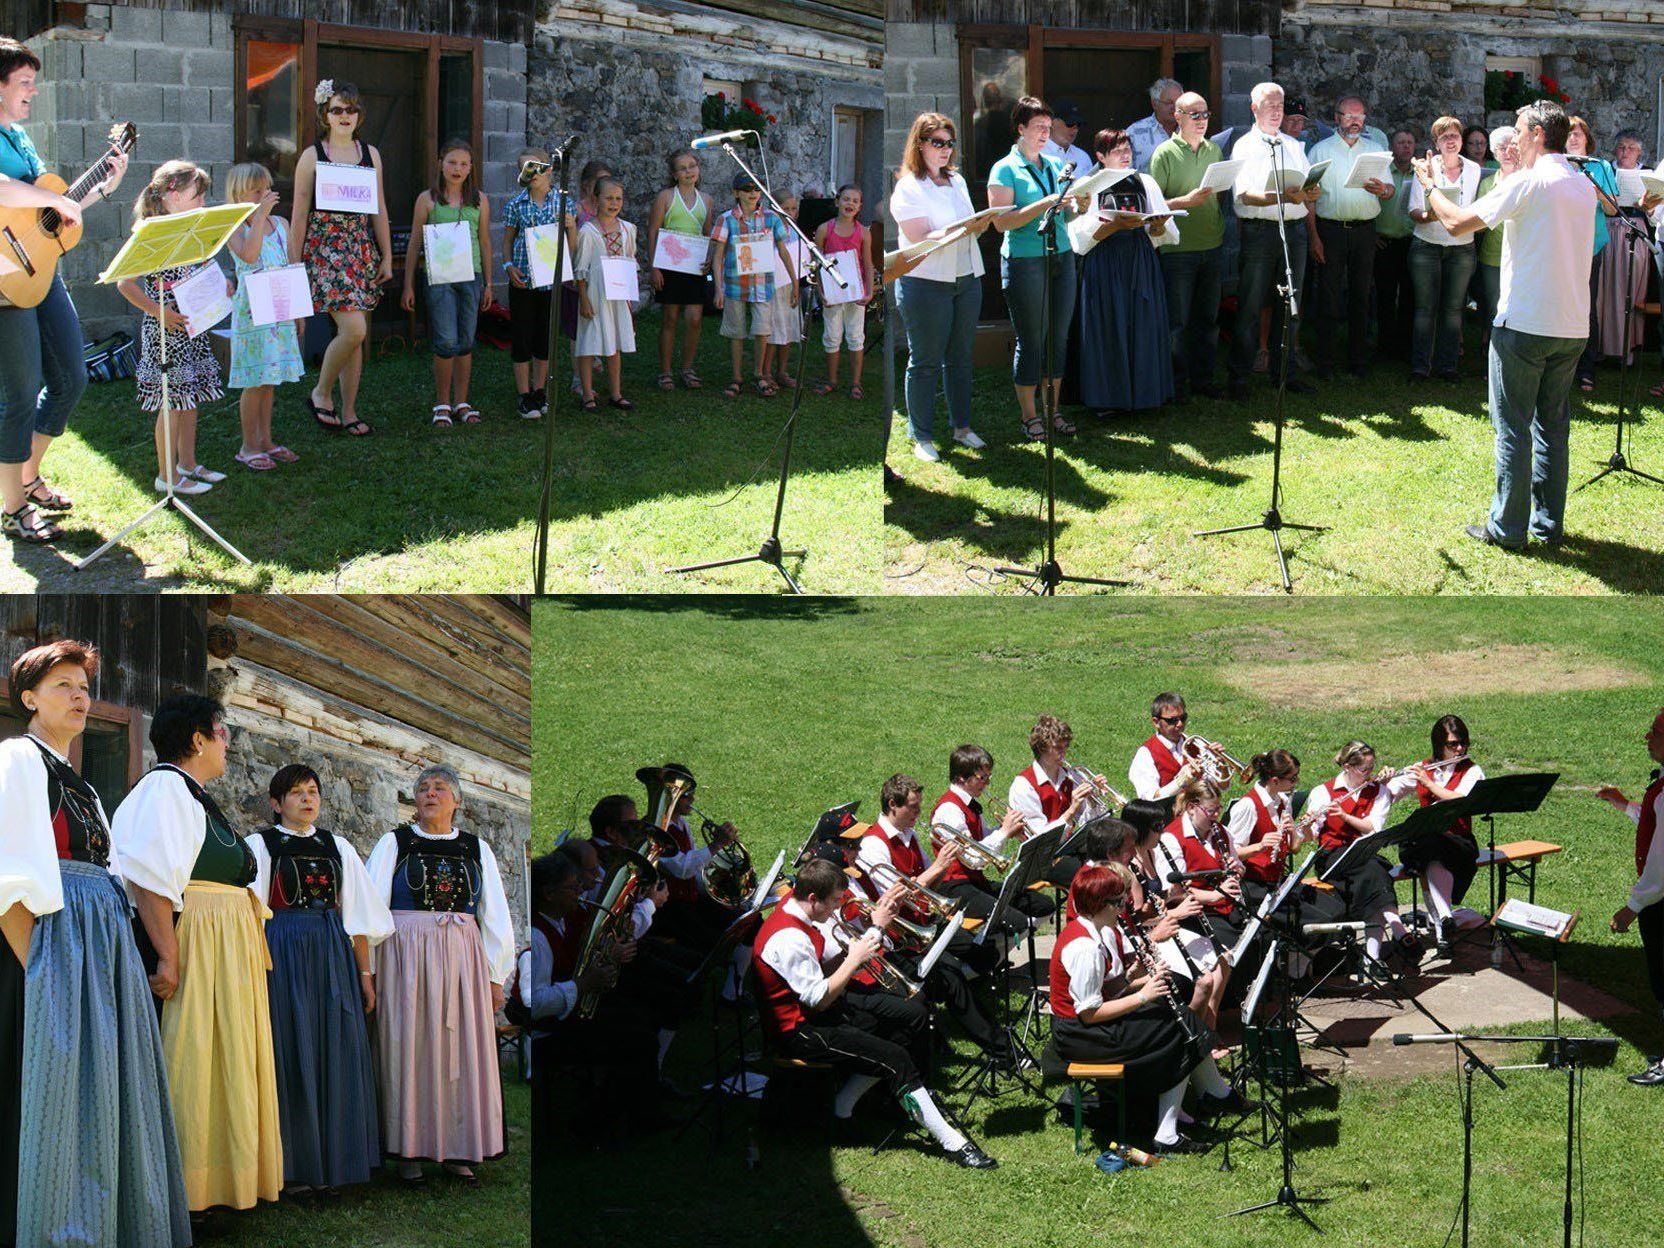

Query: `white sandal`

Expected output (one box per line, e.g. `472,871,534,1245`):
431,404,454,427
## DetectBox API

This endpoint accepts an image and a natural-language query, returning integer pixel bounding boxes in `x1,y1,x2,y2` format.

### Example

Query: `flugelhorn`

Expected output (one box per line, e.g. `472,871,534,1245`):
1180,735,1254,787
844,890,940,949
1064,763,1130,812
864,860,962,922
830,916,923,997
929,819,1014,874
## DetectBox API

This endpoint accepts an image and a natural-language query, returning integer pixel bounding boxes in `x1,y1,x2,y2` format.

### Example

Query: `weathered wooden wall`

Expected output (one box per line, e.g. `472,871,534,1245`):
886,0,1279,34
6,0,533,43
0,596,208,713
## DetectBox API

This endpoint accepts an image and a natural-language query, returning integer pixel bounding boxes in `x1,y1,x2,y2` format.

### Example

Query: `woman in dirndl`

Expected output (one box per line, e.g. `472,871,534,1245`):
247,763,392,1196
366,764,513,1187
112,693,282,1217
0,641,190,1247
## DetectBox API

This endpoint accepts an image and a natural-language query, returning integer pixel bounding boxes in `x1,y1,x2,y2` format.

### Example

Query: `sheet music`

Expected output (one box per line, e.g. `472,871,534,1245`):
918,911,962,978
1495,898,1573,939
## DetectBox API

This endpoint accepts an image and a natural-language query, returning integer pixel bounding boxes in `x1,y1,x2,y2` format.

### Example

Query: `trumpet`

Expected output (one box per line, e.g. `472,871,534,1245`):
1180,735,1254,788
844,890,940,949
929,819,1014,874
864,860,962,922
831,916,923,997
1063,762,1130,813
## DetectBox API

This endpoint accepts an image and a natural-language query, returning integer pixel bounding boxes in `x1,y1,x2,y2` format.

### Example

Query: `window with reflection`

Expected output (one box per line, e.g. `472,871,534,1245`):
244,38,301,184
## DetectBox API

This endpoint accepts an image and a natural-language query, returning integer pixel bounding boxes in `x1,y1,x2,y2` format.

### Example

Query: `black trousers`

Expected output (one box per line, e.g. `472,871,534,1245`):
1640,900,1664,1009
532,1006,660,1152
1373,233,1414,357
615,943,699,1029
1314,218,1377,371
510,284,554,363
888,947,1009,1060
784,991,928,1101
1313,848,1398,926
939,877,1055,936
649,892,733,962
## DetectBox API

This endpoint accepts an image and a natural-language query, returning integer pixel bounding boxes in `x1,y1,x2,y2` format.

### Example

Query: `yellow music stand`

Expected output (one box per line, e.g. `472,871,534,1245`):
75,202,256,571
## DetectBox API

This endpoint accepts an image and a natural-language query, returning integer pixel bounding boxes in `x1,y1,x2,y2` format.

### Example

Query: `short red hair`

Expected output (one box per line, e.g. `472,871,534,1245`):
1070,863,1130,918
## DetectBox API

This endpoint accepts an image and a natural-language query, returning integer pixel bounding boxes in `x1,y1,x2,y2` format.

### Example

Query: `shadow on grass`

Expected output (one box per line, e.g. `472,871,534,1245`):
541,594,866,622
883,470,1051,564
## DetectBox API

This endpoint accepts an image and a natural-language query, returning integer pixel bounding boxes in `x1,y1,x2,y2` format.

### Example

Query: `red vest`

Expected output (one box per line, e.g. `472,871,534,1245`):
537,912,584,985
662,819,699,906
1168,814,1233,915
931,789,989,887
1318,780,1383,852
1417,759,1475,839
863,825,926,877
1237,788,1285,886
1019,763,1075,823
1142,734,1184,788
1637,775,1664,879
1049,918,1097,1021
752,905,827,1035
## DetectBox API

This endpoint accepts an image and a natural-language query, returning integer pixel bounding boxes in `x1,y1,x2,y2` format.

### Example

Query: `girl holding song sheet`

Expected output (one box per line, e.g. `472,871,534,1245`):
225,162,303,472
115,159,227,499
812,184,876,401
646,147,715,392
572,175,638,411
503,148,560,418
403,138,496,428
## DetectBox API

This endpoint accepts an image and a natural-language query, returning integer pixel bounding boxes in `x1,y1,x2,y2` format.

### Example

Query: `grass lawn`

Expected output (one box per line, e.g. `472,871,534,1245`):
0,308,880,594
536,595,1664,1248
212,1075,529,1247
883,341,1664,596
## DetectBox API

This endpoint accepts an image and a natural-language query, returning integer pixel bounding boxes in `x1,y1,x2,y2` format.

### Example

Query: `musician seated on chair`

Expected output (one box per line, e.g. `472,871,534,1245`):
527,852,661,1137
1129,692,1201,802
1599,706,1664,1087
1303,740,1422,979
1049,863,1246,1154
1007,714,1090,887
647,762,739,956
805,837,1017,1071
1384,715,1488,953
932,743,1057,926
753,858,998,1168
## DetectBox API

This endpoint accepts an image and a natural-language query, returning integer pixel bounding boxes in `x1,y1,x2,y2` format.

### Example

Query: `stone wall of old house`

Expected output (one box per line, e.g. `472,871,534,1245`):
533,0,884,247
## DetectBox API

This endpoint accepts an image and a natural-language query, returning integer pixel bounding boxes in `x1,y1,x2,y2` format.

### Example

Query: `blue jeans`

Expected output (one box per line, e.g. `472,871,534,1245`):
427,277,482,358
1160,246,1222,393
0,274,87,463
1001,251,1076,387
1476,263,1501,338
1231,219,1306,381
1486,325,1582,546
1408,239,1476,376
896,273,982,443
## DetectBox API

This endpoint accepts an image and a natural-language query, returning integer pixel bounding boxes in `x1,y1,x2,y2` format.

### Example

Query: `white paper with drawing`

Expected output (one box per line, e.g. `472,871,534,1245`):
245,263,314,327
525,223,573,288
424,220,476,285
313,161,378,214
732,231,770,276
600,256,638,301
170,262,232,338
654,230,709,276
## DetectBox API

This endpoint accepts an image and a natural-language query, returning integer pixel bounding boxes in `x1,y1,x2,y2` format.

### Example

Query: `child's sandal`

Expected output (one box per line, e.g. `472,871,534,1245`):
812,379,837,396
722,380,744,399
656,373,676,391
431,404,454,427
607,396,636,412
848,384,864,401
680,369,703,390
454,403,481,424
753,376,778,397
580,394,601,412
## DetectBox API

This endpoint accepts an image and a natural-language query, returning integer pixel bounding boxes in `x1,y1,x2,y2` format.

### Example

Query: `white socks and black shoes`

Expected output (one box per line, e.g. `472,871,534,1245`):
901,1086,997,1169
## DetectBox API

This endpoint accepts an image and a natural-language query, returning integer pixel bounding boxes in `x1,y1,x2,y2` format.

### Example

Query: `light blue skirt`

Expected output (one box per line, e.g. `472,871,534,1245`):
19,861,191,1247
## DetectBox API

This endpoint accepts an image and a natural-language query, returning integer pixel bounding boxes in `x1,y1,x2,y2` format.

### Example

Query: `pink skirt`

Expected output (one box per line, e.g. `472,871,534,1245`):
374,911,505,1163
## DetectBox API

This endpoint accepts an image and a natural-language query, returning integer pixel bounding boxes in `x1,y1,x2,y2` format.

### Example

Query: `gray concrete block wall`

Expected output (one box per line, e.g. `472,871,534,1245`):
884,21,959,173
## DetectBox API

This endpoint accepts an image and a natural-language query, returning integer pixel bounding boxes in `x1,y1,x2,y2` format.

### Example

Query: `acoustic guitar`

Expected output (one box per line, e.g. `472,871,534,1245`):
0,121,138,309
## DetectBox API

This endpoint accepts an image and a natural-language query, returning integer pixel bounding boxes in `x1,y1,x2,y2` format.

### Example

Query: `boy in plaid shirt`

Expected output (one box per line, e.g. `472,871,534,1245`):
709,172,798,397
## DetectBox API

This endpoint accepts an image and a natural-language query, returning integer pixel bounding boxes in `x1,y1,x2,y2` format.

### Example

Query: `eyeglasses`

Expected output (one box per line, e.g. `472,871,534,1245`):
925,136,956,150
1158,713,1188,725
1180,110,1211,120
328,105,361,116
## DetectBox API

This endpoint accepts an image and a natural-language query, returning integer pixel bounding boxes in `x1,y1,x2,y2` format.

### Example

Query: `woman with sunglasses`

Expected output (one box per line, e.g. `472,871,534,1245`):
1387,715,1486,953
113,693,283,1217
289,79,392,438
890,112,994,461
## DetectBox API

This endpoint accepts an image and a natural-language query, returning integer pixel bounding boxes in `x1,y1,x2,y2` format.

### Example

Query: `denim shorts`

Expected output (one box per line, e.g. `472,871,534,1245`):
428,277,482,358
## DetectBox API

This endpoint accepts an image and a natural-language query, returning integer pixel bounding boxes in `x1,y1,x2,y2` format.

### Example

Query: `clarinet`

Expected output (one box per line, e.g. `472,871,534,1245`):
1118,915,1197,1043
1130,862,1206,980
1149,845,1232,965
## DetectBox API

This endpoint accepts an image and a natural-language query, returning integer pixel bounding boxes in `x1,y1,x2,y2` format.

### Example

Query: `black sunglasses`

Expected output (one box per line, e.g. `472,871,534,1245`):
925,137,956,150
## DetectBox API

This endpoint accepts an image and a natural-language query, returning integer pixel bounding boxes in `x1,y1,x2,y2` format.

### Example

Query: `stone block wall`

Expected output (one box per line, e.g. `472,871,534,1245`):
533,0,884,251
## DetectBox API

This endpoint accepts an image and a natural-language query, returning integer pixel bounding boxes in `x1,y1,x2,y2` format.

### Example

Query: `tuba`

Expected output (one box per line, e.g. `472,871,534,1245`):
637,764,697,834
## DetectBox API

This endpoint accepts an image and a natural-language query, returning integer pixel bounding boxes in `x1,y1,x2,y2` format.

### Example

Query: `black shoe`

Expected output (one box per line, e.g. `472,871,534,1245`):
1228,379,1251,400
1201,1088,1262,1116
949,1140,999,1169
1157,1133,1212,1155
1409,370,1431,383
1437,370,1460,383
1195,382,1224,400
1396,932,1426,968
1278,375,1315,394
1463,523,1524,551
1628,1059,1664,1086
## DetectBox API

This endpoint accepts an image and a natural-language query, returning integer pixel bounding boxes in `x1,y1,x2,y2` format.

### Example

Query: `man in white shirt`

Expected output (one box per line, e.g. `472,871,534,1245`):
1413,99,1595,550
1129,77,1183,171
1043,99,1092,180
1599,708,1664,1086
1228,82,1322,398
1129,692,1199,801
1306,96,1394,378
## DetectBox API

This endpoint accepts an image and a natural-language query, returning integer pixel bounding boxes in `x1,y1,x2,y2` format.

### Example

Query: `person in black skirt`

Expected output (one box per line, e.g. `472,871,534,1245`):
1048,862,1245,1153
1065,127,1177,416
646,148,716,392
1388,715,1487,954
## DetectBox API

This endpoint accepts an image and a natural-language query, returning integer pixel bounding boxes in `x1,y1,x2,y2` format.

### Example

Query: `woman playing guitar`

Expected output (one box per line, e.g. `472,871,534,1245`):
0,38,128,544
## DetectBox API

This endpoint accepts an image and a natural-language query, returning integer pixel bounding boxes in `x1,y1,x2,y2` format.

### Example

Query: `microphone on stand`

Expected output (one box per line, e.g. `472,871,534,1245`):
1393,1032,1458,1046
1566,154,1594,166
692,129,756,150
1303,921,1369,936
552,134,580,157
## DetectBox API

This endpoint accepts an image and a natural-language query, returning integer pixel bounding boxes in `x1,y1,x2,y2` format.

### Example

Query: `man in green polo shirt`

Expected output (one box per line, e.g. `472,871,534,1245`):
1148,91,1226,400
1372,127,1419,360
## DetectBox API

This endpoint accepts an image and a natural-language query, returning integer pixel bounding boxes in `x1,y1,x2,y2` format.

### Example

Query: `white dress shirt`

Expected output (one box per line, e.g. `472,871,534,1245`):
1301,776,1390,832
856,815,918,877
1408,156,1482,245
1307,131,1388,222
1044,138,1094,180
529,914,578,1022
1232,127,1312,222
931,784,1016,850
889,171,985,283
758,897,831,1009
1009,763,1071,837
1129,735,1187,801
656,815,712,881
1061,916,1125,1012
1128,114,1177,172
1471,153,1597,339
246,823,395,944
1384,762,1485,805
365,823,517,983
1227,784,1288,852
1625,786,1664,913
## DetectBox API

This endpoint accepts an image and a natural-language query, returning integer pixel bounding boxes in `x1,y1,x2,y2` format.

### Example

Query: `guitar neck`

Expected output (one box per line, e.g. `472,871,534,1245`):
66,151,115,205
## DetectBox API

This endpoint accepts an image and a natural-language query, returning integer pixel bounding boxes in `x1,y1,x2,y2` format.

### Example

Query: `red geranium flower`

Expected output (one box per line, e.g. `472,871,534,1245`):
1506,70,1518,78
1542,76,1560,91
768,114,777,123
715,91,725,99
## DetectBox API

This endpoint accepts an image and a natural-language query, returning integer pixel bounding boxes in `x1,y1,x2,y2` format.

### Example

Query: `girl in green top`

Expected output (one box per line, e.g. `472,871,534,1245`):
1472,125,1519,348
646,147,716,391
403,139,496,427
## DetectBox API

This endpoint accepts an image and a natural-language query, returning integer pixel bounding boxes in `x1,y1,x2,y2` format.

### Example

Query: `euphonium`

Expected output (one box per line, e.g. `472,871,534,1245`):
929,819,1014,874
830,916,923,997
573,852,656,1020
864,860,962,921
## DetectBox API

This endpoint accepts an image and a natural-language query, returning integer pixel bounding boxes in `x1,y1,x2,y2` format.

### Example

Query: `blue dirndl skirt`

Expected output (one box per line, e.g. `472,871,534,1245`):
266,907,381,1188
19,860,191,1247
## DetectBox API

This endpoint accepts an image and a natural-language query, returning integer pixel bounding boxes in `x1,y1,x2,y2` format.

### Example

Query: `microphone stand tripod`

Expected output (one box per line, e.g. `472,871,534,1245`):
533,137,578,594
1196,137,1326,592
668,138,846,594
1572,164,1663,492
994,162,1128,594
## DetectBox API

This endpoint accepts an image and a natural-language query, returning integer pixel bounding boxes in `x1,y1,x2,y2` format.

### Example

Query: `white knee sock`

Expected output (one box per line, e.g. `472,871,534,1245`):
1190,1054,1231,1099
902,1087,967,1153
1383,911,1407,939
833,1073,880,1119
1424,868,1455,925
1366,934,1384,962
1154,1079,1188,1145
657,1029,675,1071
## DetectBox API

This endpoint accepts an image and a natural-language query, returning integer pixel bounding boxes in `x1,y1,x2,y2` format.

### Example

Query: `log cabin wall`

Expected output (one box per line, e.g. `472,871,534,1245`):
205,594,535,935
1,594,208,713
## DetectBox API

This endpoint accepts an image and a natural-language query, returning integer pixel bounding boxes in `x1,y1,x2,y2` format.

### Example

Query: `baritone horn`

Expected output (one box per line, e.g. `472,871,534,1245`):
864,860,962,921
929,819,1013,874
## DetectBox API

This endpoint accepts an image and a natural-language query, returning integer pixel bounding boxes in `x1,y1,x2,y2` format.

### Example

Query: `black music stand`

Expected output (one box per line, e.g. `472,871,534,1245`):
1450,773,1559,970
676,907,766,1148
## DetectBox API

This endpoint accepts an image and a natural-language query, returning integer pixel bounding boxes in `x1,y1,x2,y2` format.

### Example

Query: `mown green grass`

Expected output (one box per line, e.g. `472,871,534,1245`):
884,342,1664,596
212,1076,529,1247
535,595,1664,1248
0,309,880,594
